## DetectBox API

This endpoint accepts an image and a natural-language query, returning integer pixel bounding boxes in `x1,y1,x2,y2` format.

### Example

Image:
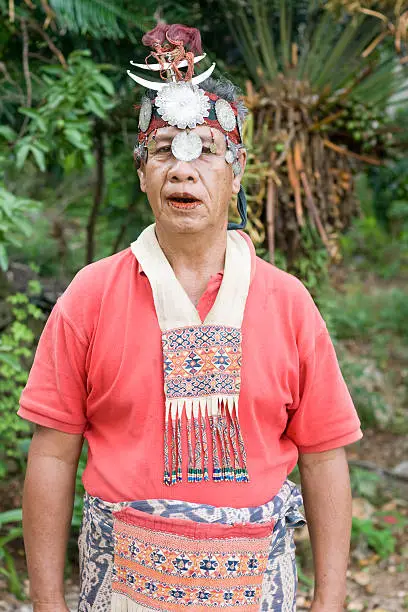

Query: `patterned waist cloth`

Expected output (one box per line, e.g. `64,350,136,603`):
78,480,305,611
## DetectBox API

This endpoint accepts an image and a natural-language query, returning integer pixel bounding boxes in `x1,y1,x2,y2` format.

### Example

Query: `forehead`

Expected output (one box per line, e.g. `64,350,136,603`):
153,125,225,142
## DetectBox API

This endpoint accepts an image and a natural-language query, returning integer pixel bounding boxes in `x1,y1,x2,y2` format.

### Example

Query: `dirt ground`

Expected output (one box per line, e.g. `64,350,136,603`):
1,430,407,612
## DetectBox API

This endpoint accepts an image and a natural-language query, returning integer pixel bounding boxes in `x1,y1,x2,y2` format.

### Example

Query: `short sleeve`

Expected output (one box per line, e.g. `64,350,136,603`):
18,300,88,434
285,326,362,453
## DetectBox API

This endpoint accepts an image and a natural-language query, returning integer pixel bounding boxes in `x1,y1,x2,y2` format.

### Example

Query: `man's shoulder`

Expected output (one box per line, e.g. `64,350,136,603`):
255,255,311,300
60,247,134,307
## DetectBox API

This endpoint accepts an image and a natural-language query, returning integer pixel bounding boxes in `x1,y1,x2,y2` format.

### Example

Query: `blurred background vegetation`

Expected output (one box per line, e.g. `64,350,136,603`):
0,0,407,607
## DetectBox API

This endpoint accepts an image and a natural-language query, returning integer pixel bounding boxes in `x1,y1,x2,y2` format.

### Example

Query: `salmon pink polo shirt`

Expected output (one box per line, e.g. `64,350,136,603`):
18,234,362,506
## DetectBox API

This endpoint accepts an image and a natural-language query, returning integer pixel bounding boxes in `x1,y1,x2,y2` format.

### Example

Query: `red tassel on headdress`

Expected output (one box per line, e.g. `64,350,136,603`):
166,24,202,55
142,23,202,56
142,24,202,82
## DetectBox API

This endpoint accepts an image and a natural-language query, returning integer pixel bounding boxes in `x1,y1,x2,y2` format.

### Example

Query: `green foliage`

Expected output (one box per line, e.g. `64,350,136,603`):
0,290,44,480
350,467,381,502
291,225,329,295
49,0,146,39
15,50,116,172
0,186,41,272
322,288,408,343
337,355,390,427
319,283,408,428
72,447,87,531
0,509,24,599
351,517,395,559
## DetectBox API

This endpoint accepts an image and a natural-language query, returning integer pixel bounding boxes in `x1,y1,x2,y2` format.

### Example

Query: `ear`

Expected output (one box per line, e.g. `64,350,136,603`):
137,164,147,193
232,148,247,195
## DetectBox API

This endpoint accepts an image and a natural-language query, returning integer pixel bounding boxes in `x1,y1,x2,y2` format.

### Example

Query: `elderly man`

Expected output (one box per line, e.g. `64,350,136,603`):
19,24,362,612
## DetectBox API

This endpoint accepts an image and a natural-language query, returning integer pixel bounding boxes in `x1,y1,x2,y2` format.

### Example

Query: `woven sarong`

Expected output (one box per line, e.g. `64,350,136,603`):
78,480,304,611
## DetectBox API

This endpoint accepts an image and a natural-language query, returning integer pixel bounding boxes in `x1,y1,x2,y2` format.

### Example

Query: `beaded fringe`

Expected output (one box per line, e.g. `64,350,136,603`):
111,592,157,611
163,396,249,485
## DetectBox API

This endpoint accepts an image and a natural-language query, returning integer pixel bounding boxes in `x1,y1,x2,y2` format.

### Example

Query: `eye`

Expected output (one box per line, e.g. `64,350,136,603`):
156,145,171,153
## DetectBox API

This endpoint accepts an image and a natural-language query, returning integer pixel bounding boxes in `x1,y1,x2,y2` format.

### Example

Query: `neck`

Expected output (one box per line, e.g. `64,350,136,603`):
154,223,228,305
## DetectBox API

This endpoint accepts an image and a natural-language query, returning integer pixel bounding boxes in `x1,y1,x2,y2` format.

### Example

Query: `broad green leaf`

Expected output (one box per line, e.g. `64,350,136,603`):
64,128,88,150
94,73,115,95
30,147,46,172
0,126,17,142
18,108,47,132
11,216,34,237
85,96,107,119
15,144,30,169
0,243,8,271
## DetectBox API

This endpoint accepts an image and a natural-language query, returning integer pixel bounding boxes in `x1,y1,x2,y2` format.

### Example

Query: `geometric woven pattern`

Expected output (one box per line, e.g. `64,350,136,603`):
112,507,274,610
162,325,241,399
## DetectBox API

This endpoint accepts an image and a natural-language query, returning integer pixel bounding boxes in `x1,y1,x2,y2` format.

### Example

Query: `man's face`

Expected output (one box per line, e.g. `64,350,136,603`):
137,125,246,235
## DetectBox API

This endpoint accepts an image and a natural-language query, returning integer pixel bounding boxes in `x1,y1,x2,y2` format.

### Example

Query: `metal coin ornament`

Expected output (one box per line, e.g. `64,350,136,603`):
215,98,236,132
139,96,152,133
225,148,235,165
171,130,203,162
232,160,242,176
210,142,218,154
156,82,210,130
147,138,157,153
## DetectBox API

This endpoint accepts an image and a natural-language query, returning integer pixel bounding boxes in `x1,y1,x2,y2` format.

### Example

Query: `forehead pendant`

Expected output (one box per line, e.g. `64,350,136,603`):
215,98,236,132
156,82,210,130
171,130,203,162
139,96,152,133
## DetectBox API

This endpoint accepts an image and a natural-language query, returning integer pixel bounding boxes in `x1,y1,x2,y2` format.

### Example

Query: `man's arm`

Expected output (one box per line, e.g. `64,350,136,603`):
298,447,352,612
23,425,83,612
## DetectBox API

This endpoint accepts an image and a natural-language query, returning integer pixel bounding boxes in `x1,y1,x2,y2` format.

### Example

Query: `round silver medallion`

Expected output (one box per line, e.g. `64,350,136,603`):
215,99,236,132
225,148,235,164
171,131,203,162
139,96,152,133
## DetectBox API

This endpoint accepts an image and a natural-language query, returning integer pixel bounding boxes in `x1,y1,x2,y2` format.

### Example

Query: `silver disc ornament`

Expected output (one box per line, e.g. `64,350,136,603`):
139,96,152,133
225,148,235,164
171,131,203,162
215,98,236,132
232,160,242,176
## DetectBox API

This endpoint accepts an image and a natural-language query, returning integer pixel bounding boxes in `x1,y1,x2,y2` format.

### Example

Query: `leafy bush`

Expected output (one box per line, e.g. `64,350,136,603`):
351,517,395,559
0,286,44,480
321,288,408,343
0,508,24,598
14,50,116,173
0,186,41,271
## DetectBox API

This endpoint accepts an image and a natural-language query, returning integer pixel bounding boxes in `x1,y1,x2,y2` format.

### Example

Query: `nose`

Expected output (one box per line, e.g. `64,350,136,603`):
168,159,198,183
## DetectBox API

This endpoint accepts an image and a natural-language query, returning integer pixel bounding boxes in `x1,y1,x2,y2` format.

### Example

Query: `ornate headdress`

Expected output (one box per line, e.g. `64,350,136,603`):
128,24,247,229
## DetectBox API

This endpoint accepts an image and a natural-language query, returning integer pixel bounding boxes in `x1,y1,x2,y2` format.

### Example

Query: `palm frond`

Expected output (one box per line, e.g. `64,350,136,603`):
48,0,149,38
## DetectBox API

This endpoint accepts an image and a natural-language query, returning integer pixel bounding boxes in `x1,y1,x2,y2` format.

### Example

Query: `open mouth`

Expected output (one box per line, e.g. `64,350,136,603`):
167,196,202,210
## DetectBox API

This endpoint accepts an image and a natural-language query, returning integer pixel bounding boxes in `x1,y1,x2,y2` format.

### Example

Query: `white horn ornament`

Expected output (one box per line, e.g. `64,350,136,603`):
127,70,166,90
130,54,207,71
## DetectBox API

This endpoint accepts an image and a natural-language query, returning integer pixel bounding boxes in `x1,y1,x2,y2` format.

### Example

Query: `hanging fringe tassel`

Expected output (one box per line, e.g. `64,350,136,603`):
193,416,203,482
209,414,223,481
164,395,248,485
111,591,158,611
163,410,171,486
234,407,249,482
170,416,177,485
220,404,234,481
176,414,182,482
186,417,194,483
200,405,209,481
